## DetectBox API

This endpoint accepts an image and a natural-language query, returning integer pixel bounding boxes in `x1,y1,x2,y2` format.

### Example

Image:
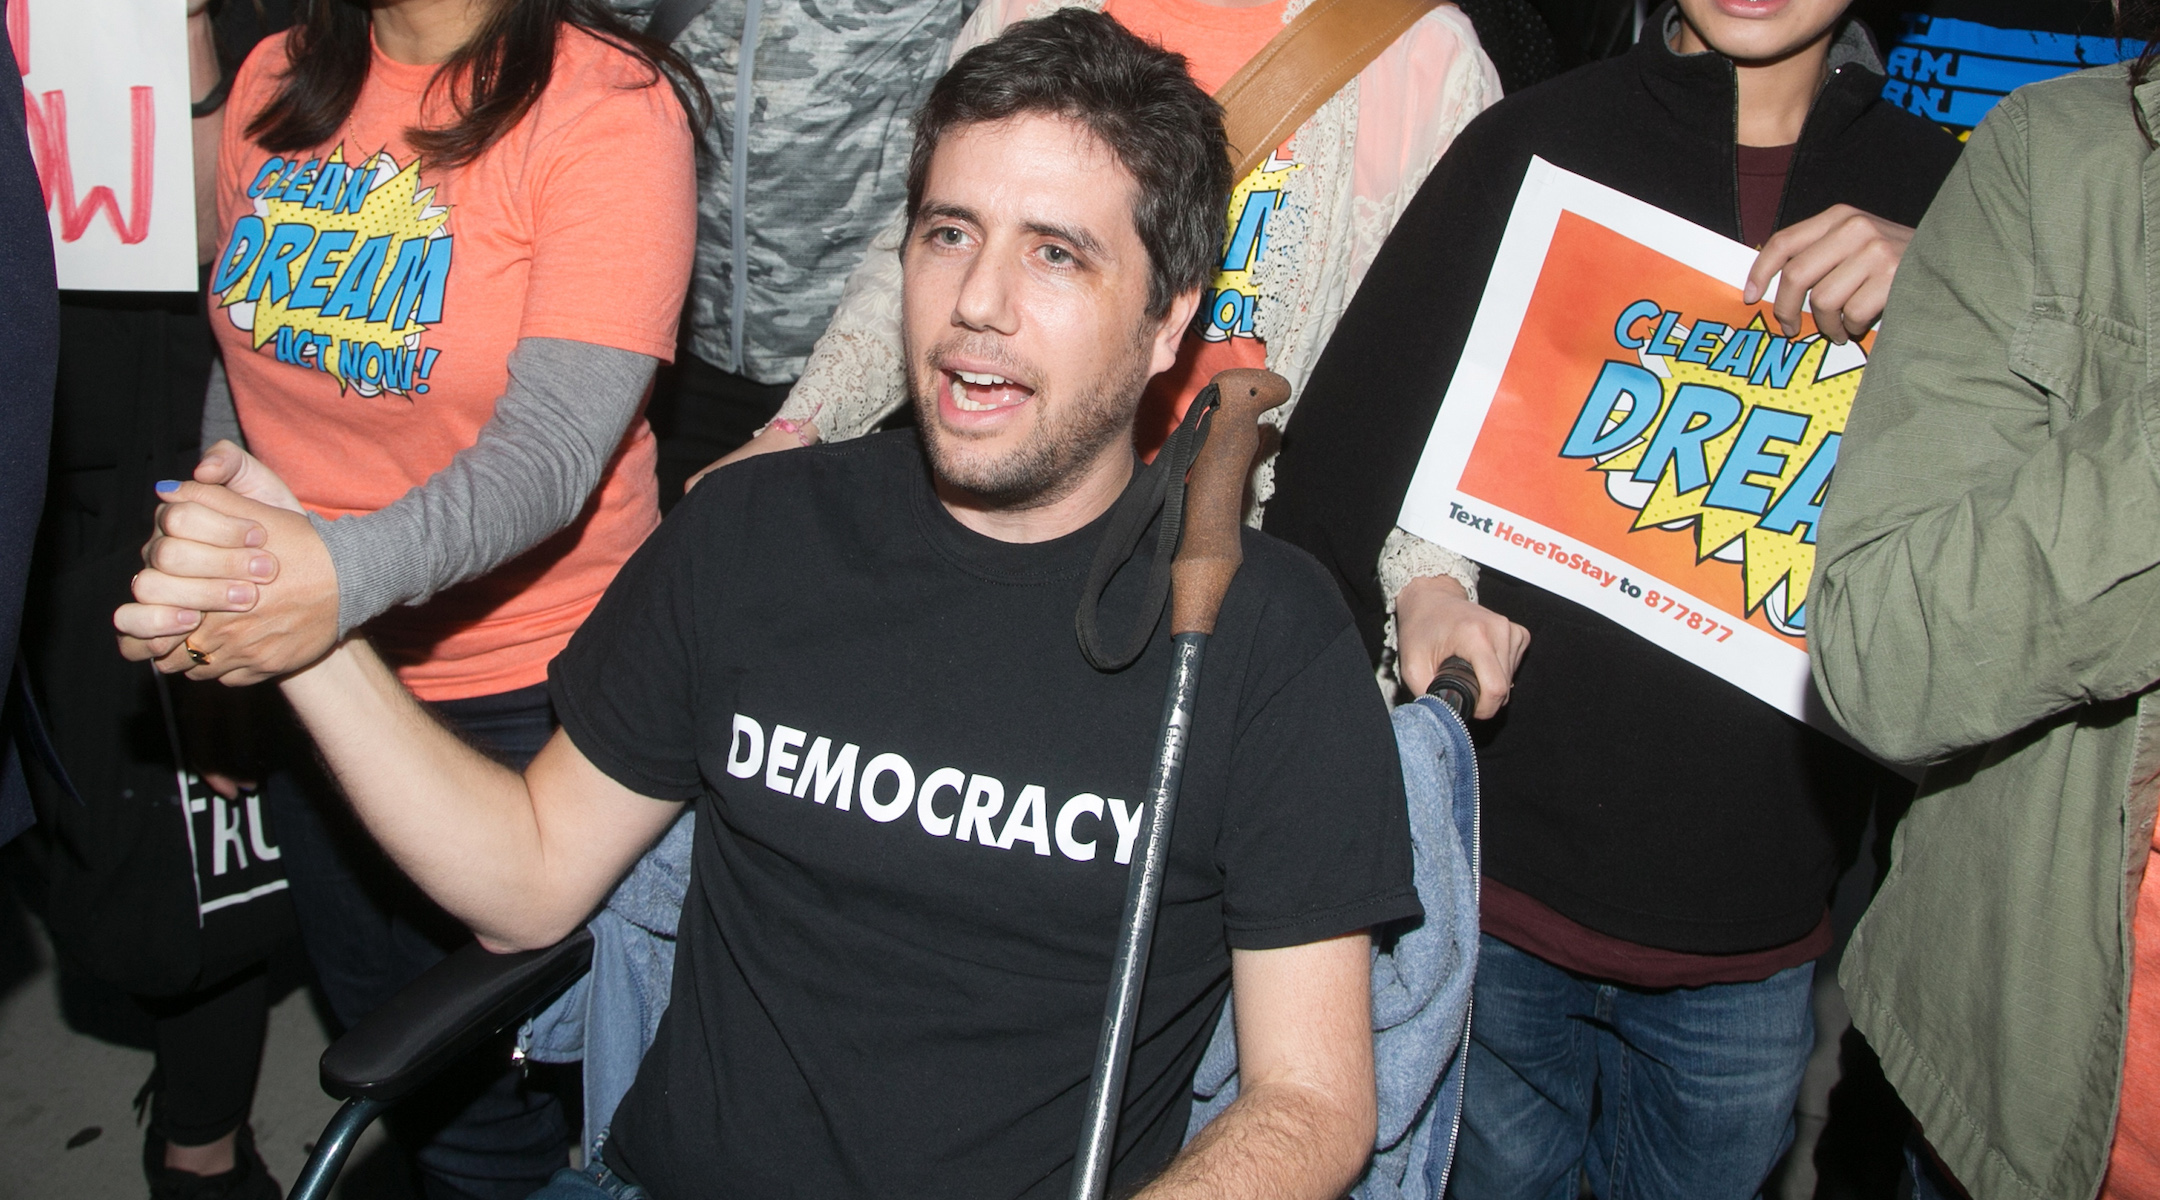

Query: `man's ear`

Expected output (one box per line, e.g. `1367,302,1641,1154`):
1148,288,1204,377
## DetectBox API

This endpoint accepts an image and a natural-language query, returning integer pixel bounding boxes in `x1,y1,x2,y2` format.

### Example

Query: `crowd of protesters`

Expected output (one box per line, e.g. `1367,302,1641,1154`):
2,0,2155,1197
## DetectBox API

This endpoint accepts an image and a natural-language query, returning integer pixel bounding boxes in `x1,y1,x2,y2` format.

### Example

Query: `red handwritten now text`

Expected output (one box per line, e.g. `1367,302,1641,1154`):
10,0,158,246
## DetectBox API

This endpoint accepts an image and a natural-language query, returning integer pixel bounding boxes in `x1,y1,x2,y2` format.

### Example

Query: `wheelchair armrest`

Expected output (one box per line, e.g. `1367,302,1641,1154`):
319,928,595,1104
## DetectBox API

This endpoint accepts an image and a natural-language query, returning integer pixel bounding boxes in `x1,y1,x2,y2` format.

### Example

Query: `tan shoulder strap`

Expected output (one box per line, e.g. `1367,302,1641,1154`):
1214,0,1444,180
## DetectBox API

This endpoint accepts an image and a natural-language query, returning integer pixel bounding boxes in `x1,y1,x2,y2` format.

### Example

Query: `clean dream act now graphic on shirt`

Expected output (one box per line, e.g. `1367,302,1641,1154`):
1201,149,1298,345
209,145,450,397
725,712,1147,866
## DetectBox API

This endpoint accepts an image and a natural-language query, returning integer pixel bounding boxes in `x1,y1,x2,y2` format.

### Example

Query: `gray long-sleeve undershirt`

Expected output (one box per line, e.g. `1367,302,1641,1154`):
202,337,656,637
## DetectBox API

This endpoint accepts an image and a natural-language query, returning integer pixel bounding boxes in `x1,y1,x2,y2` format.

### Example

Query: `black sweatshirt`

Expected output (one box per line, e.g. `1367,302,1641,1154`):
1263,8,1962,955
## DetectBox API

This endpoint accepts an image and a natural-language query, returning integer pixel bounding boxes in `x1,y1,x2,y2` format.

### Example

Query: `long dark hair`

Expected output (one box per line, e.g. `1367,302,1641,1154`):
247,0,707,171
2123,0,2160,144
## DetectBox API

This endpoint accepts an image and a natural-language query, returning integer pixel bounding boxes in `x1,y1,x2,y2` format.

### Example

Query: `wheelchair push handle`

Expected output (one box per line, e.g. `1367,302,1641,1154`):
1425,655,1481,716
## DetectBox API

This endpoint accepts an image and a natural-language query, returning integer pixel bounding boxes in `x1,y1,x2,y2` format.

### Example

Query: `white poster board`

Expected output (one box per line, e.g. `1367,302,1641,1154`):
1400,158,1871,723
11,0,198,291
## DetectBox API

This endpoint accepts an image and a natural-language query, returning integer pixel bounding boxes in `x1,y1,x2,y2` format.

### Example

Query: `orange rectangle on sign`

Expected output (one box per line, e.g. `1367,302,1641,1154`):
1401,159,1871,720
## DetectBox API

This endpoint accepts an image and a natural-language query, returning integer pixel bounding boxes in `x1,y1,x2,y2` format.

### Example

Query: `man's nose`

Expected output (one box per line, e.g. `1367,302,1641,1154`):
952,247,1020,335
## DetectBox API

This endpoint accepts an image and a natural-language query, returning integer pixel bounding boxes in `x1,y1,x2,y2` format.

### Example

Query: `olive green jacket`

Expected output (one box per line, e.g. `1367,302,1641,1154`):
1812,65,2160,1200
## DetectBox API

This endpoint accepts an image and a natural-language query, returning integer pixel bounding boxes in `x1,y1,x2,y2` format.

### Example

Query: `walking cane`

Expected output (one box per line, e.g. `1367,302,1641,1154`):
1070,367,1290,1200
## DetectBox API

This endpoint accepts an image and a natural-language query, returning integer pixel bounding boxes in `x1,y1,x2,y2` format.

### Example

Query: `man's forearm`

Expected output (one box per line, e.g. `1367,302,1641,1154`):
278,642,576,948
1137,1078,1372,1200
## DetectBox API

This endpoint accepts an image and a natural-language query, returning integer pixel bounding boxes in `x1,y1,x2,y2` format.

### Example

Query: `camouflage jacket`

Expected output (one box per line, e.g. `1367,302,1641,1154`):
615,0,971,383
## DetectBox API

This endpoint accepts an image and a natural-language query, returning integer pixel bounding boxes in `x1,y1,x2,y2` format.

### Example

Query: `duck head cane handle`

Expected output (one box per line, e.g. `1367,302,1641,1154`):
1171,368,1291,635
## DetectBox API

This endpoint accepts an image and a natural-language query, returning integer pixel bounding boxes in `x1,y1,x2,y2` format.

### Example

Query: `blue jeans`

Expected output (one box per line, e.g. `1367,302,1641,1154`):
1903,1131,1969,1200
267,684,575,1200
528,1160,647,1200
1446,933,1815,1200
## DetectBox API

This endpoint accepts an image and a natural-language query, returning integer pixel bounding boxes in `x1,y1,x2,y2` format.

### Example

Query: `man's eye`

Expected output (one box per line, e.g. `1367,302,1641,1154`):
1042,245,1074,266
933,226,967,247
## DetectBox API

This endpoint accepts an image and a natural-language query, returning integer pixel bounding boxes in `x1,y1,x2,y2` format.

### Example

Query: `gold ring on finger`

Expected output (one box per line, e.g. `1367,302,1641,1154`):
184,639,211,667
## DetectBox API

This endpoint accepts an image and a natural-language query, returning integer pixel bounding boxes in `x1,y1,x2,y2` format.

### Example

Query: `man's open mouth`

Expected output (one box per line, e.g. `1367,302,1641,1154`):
946,368,1037,413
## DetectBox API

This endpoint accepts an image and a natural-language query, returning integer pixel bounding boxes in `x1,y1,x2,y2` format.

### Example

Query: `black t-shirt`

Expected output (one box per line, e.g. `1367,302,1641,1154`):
549,431,1419,1200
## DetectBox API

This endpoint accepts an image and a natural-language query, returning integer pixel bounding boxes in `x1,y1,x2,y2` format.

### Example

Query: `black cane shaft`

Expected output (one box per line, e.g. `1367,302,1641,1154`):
1072,632,1206,1200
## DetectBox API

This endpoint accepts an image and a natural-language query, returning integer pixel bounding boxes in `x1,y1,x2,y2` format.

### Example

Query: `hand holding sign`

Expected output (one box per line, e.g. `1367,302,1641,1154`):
1745,204,1917,344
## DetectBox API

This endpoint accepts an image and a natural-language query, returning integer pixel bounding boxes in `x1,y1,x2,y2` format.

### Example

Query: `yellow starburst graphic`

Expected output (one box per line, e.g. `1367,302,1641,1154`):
211,145,452,397
1199,149,1300,343
1577,314,1862,634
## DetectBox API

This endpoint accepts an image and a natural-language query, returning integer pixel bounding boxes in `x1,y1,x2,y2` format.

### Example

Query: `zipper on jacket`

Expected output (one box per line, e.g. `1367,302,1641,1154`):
1429,697,1480,1200
729,0,764,370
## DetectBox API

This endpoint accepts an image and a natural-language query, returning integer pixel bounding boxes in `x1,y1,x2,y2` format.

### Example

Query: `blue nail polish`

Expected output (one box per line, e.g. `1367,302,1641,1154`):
154,480,181,494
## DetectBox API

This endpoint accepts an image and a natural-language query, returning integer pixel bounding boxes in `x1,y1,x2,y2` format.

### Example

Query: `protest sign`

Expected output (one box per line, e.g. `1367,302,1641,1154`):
1400,157,1869,720
10,0,198,291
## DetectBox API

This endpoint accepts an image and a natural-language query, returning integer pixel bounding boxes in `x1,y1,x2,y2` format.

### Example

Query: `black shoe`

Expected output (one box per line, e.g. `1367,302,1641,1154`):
143,1123,283,1200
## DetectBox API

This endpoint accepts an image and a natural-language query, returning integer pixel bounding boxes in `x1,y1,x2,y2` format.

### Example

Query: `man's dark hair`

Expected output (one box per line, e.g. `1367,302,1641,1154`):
905,10,1232,320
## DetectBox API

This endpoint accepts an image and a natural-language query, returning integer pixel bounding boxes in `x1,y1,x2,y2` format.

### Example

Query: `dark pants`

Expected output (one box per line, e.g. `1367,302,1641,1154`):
1447,934,1815,1200
139,962,270,1146
644,351,792,512
265,684,573,1200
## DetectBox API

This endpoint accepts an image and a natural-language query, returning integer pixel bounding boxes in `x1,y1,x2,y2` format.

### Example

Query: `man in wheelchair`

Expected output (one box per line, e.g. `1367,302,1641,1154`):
119,13,1421,1198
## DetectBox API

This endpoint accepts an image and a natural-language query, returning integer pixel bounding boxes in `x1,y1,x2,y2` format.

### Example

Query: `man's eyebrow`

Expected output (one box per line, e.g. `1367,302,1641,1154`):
916,202,981,228
1024,220,1108,261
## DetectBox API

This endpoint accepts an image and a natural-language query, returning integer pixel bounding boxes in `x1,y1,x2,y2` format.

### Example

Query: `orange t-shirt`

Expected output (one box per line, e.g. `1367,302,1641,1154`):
208,28,695,701
2104,819,2160,1197
1104,0,1287,458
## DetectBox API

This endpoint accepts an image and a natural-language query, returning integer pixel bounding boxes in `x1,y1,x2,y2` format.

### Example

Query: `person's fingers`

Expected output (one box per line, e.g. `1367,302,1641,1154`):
161,478,295,526
1822,233,1904,342
192,441,247,487
1399,640,1440,697
1803,254,1878,344
152,641,203,674
214,443,306,513
1743,206,1849,304
1464,626,1513,720
131,570,259,613
1837,270,1896,341
155,498,266,548
200,773,259,800
1768,243,1836,339
116,600,202,641
146,532,280,584
119,633,178,663
121,633,190,663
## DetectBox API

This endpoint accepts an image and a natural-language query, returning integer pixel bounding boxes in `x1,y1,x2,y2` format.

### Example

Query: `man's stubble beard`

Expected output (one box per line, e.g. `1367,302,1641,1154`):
911,326,1158,511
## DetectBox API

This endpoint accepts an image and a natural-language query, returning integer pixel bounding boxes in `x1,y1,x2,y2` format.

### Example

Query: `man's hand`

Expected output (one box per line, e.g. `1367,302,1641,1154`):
115,443,340,685
1395,574,1528,719
683,421,816,495
1138,933,1376,1199
1745,204,1916,345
